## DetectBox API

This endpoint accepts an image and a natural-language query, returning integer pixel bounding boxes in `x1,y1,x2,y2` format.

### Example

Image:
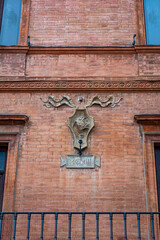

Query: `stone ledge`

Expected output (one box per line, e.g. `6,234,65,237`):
134,114,160,125
0,45,160,54
0,115,29,125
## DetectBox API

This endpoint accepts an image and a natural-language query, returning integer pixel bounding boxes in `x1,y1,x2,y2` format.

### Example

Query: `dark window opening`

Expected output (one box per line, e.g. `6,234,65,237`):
0,144,8,212
154,143,160,213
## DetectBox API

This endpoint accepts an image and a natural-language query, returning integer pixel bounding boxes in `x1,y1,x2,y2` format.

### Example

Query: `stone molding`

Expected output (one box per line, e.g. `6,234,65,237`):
134,114,160,125
0,115,29,125
0,80,160,91
0,46,160,54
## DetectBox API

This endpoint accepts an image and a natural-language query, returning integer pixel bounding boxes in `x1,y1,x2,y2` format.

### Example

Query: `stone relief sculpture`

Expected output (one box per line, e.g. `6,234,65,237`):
40,95,76,108
41,95,122,110
86,95,123,108
68,109,94,149
41,95,122,151
41,95,123,168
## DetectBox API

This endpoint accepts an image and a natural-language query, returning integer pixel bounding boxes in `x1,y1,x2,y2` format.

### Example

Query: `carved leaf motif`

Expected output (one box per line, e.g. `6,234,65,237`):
40,95,76,108
86,95,123,108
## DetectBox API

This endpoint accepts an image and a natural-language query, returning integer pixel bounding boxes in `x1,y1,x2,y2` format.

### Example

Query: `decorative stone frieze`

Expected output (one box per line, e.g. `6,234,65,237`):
0,80,160,91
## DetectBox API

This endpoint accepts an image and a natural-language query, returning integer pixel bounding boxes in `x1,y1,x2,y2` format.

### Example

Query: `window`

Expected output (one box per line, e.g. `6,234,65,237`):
0,0,4,32
154,144,160,213
0,0,22,45
0,144,8,211
144,0,160,45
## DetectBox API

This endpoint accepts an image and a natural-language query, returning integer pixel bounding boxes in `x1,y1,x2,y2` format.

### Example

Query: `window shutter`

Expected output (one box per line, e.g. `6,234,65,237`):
0,0,22,46
144,0,160,45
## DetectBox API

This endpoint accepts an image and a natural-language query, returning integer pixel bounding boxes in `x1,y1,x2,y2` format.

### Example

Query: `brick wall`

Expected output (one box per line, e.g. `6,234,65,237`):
0,91,159,239
0,0,159,238
26,54,139,77
2,52,160,79
0,54,25,77
29,0,137,46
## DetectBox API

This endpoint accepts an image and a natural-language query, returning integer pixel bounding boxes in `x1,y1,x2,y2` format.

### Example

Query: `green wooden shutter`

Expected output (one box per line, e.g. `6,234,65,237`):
0,0,22,46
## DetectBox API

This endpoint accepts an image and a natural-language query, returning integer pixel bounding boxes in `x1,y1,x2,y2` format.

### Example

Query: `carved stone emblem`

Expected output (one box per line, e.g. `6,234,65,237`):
68,109,94,149
41,95,123,169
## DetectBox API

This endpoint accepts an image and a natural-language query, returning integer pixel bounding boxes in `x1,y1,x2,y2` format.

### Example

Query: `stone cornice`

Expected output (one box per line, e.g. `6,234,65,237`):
0,80,160,91
0,115,29,125
0,45,160,54
0,46,29,54
134,115,160,125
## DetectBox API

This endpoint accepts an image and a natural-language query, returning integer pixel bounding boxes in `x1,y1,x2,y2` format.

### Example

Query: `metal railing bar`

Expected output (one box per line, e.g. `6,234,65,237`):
54,212,58,240
0,211,158,239
110,213,113,240
96,213,99,240
137,213,141,240
124,212,127,240
82,213,85,240
68,213,72,240
12,213,17,240
40,213,44,240
151,213,155,240
0,213,3,240
1,211,160,215
26,213,31,240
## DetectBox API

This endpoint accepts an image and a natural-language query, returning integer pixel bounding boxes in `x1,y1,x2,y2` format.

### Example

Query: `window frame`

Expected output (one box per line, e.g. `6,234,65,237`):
0,0,23,46
0,0,31,46
134,115,160,238
0,0,4,32
0,145,8,212
143,134,160,239
0,134,19,239
154,143,160,213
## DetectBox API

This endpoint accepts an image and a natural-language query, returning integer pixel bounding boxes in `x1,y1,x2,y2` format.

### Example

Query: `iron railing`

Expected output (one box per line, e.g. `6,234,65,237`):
0,212,159,240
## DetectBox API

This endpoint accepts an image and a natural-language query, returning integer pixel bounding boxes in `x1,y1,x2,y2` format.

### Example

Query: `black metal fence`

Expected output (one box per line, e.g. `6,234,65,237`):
0,212,159,240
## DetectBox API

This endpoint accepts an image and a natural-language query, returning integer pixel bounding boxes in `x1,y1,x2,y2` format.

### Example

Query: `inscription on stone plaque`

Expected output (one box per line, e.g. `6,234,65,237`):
61,155,100,169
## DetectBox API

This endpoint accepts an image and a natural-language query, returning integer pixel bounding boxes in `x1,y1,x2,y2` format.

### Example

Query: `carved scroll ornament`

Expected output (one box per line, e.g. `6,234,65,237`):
41,95,122,109
40,95,76,108
86,95,123,108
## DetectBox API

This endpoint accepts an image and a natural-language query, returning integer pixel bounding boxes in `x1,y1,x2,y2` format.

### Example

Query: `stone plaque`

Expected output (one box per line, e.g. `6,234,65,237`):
61,155,100,169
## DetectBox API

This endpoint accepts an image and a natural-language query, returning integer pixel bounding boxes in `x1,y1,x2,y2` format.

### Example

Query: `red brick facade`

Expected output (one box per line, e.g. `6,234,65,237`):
0,0,160,239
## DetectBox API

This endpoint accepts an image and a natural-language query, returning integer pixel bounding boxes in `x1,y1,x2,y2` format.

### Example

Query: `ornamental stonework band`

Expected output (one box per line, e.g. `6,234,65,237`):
0,80,159,91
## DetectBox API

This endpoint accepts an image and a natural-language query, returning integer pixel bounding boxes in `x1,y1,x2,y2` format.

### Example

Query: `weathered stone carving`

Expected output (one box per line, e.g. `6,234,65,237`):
68,109,94,149
86,95,123,108
40,95,76,108
41,95,122,109
61,155,100,169
41,94,123,169
41,94,122,152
